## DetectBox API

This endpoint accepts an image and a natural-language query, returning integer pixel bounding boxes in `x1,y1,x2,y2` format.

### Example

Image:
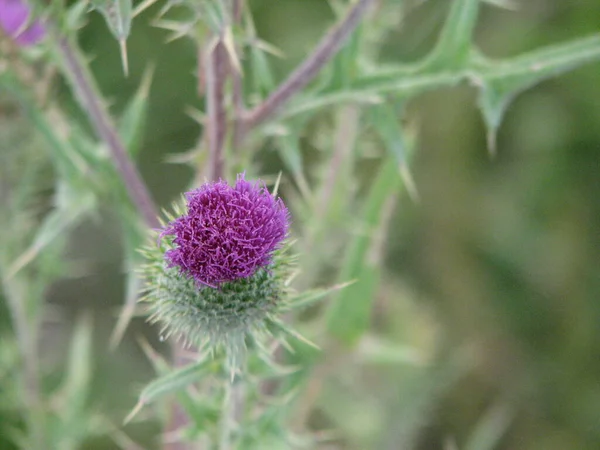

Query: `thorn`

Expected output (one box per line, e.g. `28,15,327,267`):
120,39,129,77
109,273,140,351
139,62,156,96
279,337,295,353
295,173,312,202
133,0,159,17
272,171,283,197
5,246,38,280
487,128,497,158
399,163,420,203
277,322,320,350
223,26,242,74
254,38,286,59
123,400,144,425
184,106,206,125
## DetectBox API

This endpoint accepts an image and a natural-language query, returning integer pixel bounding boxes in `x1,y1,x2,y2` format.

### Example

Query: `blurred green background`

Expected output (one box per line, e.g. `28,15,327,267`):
2,0,600,449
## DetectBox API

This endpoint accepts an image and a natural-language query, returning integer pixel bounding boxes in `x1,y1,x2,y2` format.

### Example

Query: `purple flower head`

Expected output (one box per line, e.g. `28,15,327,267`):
163,174,289,287
0,0,45,46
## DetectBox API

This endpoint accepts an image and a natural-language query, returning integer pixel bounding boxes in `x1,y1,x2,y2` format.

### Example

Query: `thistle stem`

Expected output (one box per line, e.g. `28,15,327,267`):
219,381,234,450
56,36,160,229
233,0,244,22
205,37,230,181
163,343,192,450
241,0,374,131
219,378,245,450
231,0,246,152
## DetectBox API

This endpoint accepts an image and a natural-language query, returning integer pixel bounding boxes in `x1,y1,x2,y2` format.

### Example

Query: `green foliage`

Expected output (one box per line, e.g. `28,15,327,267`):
2,0,600,449
326,154,402,345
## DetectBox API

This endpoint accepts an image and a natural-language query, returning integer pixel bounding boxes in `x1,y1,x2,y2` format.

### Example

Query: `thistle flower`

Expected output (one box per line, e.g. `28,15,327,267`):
141,174,293,364
162,174,289,287
0,0,45,46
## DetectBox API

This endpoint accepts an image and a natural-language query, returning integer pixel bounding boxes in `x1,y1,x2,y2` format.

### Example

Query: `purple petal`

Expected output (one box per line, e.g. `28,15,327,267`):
162,174,290,287
0,0,28,35
14,19,44,45
0,0,45,46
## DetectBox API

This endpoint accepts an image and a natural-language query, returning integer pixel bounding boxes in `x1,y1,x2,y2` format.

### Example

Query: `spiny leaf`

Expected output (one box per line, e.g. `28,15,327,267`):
135,335,170,375
6,185,96,278
276,128,311,200
249,40,277,97
0,74,90,181
60,313,94,411
125,357,211,424
349,33,600,156
470,35,600,154
132,0,159,17
268,318,319,351
328,19,363,89
283,281,355,311
92,0,133,75
425,0,481,70
326,155,402,346
357,335,425,366
369,102,407,165
66,1,91,30
109,204,145,350
118,65,154,156
369,102,419,201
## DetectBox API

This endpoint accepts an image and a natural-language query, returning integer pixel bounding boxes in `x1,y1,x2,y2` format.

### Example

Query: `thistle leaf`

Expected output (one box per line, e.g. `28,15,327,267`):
91,0,133,75
470,35,600,154
424,0,481,70
276,127,311,200
326,155,402,346
283,281,355,311
125,357,211,424
109,205,145,349
60,314,94,412
118,65,154,156
369,102,408,165
6,184,96,278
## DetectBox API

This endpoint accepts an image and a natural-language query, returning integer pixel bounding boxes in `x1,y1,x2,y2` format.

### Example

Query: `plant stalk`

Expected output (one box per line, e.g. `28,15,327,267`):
205,37,230,181
231,0,246,152
56,36,160,229
241,0,374,132
219,381,234,450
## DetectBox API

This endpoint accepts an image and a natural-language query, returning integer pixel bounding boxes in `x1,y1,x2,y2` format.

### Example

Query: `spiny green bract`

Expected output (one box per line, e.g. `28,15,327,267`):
139,230,295,364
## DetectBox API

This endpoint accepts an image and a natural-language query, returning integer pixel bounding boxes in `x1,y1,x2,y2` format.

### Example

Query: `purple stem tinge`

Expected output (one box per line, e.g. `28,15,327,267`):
205,38,229,181
241,0,374,131
57,37,160,229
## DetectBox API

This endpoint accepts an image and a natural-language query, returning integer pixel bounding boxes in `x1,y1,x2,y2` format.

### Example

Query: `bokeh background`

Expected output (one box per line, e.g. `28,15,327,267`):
2,0,600,449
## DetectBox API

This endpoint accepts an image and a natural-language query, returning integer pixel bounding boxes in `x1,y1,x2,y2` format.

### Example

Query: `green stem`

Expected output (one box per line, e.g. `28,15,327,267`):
219,381,235,450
